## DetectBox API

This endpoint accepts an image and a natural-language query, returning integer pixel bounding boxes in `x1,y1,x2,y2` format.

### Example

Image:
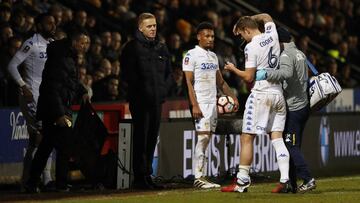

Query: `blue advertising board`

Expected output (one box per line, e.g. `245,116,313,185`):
0,107,104,164
354,88,360,112
0,108,28,163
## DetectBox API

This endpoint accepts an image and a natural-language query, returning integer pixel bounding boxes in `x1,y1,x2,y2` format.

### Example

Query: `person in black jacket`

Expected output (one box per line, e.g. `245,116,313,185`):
25,31,90,193
120,12,173,190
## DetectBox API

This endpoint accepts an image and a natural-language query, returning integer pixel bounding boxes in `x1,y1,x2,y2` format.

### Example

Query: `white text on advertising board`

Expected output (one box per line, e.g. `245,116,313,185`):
183,131,278,178
9,112,29,140
334,130,360,157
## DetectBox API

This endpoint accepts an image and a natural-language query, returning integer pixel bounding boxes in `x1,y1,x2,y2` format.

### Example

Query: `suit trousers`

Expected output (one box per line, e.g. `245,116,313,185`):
27,121,72,188
129,102,162,182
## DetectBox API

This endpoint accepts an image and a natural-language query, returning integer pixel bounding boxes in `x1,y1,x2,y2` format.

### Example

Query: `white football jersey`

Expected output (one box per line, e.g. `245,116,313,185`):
182,45,219,104
7,33,52,100
245,22,282,93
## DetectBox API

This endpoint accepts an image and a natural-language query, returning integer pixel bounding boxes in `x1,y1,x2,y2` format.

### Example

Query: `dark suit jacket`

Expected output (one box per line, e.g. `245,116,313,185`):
37,39,87,122
120,30,173,106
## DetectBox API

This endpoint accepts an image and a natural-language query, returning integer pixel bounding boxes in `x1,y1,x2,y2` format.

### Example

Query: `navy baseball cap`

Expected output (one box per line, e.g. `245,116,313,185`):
277,27,291,43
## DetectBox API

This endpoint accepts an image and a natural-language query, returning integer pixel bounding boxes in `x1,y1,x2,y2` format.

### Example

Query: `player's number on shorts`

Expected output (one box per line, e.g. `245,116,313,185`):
268,47,278,69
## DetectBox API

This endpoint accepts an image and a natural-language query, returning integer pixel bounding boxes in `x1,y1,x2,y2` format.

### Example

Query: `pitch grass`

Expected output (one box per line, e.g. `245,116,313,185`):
29,176,360,203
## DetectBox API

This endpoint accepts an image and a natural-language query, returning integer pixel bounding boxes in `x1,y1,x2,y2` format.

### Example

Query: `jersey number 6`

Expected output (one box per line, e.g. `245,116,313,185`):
267,46,278,69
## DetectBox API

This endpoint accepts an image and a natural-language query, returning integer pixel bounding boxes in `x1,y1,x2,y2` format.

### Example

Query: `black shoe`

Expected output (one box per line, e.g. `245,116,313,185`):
145,176,164,190
290,181,297,193
23,184,40,194
41,181,56,192
93,183,106,191
132,178,154,190
298,178,316,193
56,187,70,192
55,184,72,193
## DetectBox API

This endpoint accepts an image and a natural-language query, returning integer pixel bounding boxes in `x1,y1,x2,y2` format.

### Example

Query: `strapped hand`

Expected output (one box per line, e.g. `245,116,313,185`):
256,69,267,81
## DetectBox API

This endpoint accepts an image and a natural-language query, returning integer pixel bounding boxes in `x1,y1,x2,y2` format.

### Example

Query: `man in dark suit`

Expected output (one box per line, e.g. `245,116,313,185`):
120,13,173,189
25,31,89,193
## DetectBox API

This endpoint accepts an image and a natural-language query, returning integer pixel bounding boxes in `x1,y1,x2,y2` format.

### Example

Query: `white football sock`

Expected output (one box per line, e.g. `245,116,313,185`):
42,153,53,185
194,134,210,179
237,165,251,181
272,138,290,183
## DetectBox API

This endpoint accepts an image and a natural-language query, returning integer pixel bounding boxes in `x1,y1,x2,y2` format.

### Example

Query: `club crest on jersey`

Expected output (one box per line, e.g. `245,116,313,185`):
265,25,272,33
22,45,30,53
184,57,189,65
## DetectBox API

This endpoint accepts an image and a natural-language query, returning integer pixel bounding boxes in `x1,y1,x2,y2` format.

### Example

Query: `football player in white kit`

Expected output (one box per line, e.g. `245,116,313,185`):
221,13,291,193
183,22,239,189
7,13,56,189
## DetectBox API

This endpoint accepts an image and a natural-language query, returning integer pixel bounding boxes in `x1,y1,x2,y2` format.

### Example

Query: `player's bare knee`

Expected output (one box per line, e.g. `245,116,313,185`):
241,133,254,144
270,131,283,140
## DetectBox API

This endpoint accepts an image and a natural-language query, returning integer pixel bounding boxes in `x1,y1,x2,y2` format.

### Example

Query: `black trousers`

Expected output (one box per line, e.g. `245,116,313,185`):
283,105,312,186
129,102,162,181
27,121,72,188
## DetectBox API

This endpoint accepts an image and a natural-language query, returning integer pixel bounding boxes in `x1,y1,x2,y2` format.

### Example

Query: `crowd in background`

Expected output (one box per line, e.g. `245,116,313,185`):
251,0,360,88
0,0,359,108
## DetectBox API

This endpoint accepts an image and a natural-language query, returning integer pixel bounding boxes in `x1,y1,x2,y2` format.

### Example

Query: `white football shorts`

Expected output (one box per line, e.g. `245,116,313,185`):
242,92,286,135
194,103,217,132
19,93,41,135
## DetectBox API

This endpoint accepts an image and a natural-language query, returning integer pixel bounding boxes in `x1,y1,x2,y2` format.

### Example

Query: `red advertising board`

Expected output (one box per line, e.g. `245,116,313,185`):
72,103,125,155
